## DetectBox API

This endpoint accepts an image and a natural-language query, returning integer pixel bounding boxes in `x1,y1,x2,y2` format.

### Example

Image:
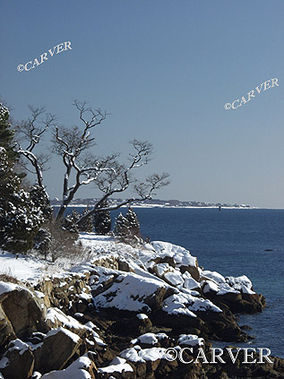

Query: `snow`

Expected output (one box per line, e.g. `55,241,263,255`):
78,292,92,301
85,338,94,346
137,313,148,320
0,231,260,356
225,275,255,295
217,284,240,296
183,277,200,290
98,357,133,374
7,339,30,355
41,356,93,378
0,357,9,369
0,281,19,296
138,347,167,361
35,290,45,298
178,334,204,347
120,347,167,362
201,271,254,296
163,292,222,316
131,332,168,345
151,241,197,267
120,347,145,363
45,308,85,332
92,271,169,313
83,323,106,347
74,313,84,318
202,270,226,284
164,271,184,286
203,281,219,293
46,327,81,344
154,263,171,277
163,294,197,317
0,252,45,283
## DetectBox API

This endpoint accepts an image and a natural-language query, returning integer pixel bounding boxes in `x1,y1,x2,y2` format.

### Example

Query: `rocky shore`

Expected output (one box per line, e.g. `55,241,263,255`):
0,234,283,378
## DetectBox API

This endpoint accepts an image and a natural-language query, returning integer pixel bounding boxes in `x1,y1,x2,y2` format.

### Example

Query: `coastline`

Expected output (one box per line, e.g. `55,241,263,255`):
1,233,283,377
52,204,256,209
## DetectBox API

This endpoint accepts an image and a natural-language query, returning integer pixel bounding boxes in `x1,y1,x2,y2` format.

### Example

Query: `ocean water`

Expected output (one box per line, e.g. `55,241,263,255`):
70,207,284,358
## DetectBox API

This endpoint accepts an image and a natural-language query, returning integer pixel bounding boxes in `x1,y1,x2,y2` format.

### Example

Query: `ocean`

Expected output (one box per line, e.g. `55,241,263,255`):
69,207,284,358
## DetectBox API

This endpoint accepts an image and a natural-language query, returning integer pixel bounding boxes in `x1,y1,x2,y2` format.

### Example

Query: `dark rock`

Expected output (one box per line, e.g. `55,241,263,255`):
34,327,82,373
110,314,153,336
0,307,16,352
0,286,48,339
180,265,200,282
0,340,34,379
152,310,206,334
204,290,265,315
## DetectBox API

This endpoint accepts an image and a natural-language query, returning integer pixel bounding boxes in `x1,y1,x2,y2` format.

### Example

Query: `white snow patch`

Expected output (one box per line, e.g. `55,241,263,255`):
203,281,219,294
0,281,19,296
0,252,46,283
225,275,255,295
137,313,148,320
131,332,168,345
120,347,167,362
93,272,168,313
0,357,9,369
46,327,80,344
8,339,30,355
178,334,204,346
98,357,133,374
163,292,222,315
154,263,172,277
46,308,84,332
151,241,197,267
164,271,184,286
138,347,167,361
41,356,93,378
202,270,226,284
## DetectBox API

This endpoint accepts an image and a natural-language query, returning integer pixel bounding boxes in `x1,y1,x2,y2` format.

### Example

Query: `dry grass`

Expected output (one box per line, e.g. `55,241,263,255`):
0,273,21,284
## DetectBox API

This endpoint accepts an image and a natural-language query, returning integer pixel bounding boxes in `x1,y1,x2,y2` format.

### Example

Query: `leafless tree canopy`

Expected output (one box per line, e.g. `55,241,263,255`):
15,106,55,191
16,101,170,226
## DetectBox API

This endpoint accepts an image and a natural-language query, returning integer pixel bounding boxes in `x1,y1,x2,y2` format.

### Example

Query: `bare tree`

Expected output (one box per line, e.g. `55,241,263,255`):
17,101,170,226
15,106,55,193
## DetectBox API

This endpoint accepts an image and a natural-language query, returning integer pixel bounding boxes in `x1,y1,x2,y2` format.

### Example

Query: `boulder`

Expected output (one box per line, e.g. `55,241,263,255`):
92,271,172,315
45,307,86,336
0,306,16,350
41,355,97,378
0,282,48,339
34,327,82,373
204,291,265,314
0,339,34,379
97,357,134,378
110,313,153,336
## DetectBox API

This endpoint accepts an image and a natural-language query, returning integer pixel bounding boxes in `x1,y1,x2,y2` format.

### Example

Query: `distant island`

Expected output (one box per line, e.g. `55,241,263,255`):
50,198,252,209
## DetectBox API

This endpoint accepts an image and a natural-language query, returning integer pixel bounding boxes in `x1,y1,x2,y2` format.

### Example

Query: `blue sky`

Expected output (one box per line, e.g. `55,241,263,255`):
1,0,284,207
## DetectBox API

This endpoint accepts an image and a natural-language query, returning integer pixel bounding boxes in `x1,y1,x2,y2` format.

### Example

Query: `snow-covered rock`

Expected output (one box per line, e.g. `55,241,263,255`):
41,356,96,378
98,357,133,374
92,269,171,313
177,334,204,347
131,332,168,346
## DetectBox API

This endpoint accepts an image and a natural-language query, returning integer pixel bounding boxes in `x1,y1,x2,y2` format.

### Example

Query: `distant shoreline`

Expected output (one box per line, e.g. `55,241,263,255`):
51,204,255,210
